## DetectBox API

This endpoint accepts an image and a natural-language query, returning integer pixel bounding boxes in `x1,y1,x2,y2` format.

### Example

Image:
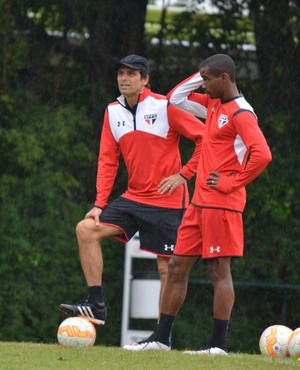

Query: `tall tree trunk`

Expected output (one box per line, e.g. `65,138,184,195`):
86,0,148,99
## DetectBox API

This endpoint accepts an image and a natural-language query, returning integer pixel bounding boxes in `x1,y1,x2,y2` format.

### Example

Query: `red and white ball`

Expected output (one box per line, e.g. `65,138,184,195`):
57,316,96,347
259,324,293,358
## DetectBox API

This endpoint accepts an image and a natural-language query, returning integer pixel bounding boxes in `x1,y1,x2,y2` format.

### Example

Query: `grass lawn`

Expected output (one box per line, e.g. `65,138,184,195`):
1,342,299,370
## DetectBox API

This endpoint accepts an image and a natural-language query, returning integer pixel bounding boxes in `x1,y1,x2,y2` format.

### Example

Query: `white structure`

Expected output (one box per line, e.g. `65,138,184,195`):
121,233,161,347
148,0,218,13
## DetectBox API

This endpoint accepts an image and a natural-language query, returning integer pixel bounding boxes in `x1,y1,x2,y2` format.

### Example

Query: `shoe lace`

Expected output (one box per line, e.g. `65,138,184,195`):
137,333,158,344
74,299,88,306
137,332,169,346
74,299,105,308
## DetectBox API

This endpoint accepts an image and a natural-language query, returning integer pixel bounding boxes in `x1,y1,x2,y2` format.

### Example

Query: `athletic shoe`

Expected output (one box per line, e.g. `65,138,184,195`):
183,346,228,356
123,340,170,351
59,300,106,325
123,332,170,351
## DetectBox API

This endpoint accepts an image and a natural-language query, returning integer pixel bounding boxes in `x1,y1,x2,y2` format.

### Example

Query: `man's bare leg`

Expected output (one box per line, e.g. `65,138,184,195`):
76,218,120,286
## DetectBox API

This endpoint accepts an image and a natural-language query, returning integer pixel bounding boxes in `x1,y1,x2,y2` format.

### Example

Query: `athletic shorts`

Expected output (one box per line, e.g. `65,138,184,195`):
100,197,185,257
174,204,244,258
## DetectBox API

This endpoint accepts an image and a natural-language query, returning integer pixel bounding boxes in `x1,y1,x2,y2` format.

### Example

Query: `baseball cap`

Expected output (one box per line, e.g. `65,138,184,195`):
114,54,150,75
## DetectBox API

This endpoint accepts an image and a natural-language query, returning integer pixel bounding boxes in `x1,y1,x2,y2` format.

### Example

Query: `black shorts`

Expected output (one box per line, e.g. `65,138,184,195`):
100,197,185,256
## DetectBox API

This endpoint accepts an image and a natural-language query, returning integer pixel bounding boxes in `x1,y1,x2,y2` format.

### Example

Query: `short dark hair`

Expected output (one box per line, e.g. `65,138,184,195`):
199,54,236,81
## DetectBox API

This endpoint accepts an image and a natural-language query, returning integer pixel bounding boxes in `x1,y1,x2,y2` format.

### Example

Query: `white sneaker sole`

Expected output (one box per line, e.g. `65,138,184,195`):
184,347,228,355
83,316,105,326
123,341,171,351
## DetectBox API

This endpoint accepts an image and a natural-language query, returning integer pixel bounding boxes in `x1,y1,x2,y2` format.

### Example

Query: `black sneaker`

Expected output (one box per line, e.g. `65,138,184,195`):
59,300,107,325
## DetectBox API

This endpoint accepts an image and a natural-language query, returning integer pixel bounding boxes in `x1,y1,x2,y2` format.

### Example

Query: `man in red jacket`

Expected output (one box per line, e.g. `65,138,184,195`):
123,54,272,353
59,55,204,325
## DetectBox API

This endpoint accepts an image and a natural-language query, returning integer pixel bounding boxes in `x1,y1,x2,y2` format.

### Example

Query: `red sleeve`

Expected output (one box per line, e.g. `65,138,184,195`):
94,109,121,208
217,112,272,193
167,104,204,180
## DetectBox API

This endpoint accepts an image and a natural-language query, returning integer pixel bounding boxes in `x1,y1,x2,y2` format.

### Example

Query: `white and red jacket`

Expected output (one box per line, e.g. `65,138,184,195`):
168,73,272,212
94,87,204,209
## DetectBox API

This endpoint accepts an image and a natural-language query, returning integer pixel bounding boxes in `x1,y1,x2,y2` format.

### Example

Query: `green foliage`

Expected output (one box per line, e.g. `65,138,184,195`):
238,109,300,284
0,95,127,345
145,3,256,95
0,101,94,341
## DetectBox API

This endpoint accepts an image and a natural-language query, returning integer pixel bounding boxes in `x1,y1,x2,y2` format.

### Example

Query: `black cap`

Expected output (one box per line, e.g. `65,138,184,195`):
114,54,150,75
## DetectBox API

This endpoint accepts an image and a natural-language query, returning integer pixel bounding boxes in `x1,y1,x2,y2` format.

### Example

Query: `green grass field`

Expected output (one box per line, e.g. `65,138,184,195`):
0,342,299,370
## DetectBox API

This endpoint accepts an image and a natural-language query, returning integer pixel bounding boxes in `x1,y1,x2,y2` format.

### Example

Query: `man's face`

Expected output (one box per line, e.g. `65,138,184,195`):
199,67,225,99
117,67,149,98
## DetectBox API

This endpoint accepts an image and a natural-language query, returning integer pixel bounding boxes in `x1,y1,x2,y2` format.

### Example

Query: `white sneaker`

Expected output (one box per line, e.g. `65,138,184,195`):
183,347,228,355
123,341,171,351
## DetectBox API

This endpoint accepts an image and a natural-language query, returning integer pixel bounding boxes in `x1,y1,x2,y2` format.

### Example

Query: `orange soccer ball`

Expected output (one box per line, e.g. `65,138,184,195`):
259,325,293,358
288,328,300,358
57,316,96,347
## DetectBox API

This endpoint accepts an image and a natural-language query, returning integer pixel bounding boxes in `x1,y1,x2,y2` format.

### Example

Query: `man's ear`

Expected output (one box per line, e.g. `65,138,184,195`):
143,75,150,86
222,72,230,81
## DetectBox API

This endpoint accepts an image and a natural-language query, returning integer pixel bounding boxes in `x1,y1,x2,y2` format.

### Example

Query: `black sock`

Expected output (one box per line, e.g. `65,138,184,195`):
209,318,229,350
155,313,176,345
87,286,104,304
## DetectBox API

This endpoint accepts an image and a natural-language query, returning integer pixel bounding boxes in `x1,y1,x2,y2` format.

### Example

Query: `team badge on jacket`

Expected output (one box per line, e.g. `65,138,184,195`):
218,114,229,128
144,114,157,125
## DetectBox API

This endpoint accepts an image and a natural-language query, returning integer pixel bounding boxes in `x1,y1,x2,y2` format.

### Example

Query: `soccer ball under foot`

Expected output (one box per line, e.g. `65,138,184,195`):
57,316,96,348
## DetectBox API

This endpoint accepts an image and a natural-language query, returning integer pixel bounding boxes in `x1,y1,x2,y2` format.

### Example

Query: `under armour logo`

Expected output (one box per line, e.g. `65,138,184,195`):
117,121,125,127
210,246,221,253
164,244,174,252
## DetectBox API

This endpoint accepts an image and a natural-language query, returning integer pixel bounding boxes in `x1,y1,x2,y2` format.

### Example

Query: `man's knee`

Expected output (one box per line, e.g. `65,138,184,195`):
167,256,191,281
76,218,102,242
157,257,169,279
76,219,120,243
207,257,232,282
76,219,89,238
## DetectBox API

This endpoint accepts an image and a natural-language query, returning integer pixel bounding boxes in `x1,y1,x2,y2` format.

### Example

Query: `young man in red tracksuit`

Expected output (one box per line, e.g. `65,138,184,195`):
59,55,204,325
124,54,272,354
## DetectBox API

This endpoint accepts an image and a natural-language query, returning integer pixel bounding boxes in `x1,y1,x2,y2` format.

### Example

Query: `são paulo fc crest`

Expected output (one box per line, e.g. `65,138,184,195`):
144,114,157,125
218,114,229,128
